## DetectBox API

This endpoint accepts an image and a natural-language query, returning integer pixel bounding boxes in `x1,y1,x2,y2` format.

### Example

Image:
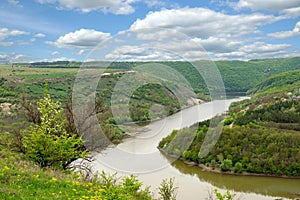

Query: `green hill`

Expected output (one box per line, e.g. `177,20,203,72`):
159,69,300,176
249,69,300,95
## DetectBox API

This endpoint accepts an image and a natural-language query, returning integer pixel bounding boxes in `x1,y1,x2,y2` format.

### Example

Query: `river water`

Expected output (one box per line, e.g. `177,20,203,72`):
91,97,300,199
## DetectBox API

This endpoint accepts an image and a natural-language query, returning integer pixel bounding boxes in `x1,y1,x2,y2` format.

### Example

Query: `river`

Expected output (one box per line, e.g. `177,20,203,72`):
91,97,300,199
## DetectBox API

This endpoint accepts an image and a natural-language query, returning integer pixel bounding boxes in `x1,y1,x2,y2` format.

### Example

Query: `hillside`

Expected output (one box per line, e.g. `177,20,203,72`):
1,57,300,146
249,69,300,95
11,56,300,95
158,70,300,176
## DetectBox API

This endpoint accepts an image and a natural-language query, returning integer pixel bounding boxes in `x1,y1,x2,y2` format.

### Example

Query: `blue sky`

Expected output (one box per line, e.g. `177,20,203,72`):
0,0,300,62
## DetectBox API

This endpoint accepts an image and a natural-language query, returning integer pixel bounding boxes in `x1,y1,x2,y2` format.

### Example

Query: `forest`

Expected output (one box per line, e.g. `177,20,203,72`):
159,69,300,176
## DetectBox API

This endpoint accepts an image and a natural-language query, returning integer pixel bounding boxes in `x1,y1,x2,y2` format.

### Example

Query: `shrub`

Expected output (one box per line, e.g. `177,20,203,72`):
22,92,87,169
213,189,236,200
234,162,243,173
220,159,233,171
158,177,178,200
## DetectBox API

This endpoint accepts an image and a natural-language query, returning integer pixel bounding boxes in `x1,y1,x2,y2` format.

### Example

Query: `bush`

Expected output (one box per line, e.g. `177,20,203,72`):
220,159,232,171
213,189,236,200
158,177,178,200
22,92,87,169
234,162,243,173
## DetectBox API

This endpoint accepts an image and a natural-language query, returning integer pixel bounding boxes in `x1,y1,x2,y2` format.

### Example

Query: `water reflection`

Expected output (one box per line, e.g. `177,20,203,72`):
171,160,300,199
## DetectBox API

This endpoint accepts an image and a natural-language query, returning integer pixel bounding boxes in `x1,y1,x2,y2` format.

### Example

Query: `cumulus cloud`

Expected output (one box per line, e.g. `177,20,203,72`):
47,29,111,49
215,42,291,60
105,45,190,61
32,57,75,63
34,33,46,38
283,7,300,17
268,21,300,39
75,49,85,56
129,7,281,40
236,0,300,17
0,53,27,63
51,51,60,55
236,0,300,11
37,0,137,15
7,0,22,7
111,7,290,60
0,27,28,46
105,37,292,61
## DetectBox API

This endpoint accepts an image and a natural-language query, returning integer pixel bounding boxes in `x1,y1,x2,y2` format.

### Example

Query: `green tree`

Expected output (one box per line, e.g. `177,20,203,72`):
220,159,233,171
22,92,87,169
234,162,243,173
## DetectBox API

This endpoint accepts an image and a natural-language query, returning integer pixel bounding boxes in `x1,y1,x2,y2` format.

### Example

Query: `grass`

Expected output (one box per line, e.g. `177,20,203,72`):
0,147,154,200
0,148,101,200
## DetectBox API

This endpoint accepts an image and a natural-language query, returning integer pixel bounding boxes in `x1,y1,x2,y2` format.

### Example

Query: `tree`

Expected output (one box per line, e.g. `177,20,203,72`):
220,159,232,171
234,162,243,173
22,92,87,169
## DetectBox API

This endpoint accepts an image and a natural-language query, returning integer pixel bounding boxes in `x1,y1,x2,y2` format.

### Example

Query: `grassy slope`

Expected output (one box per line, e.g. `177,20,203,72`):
0,148,152,200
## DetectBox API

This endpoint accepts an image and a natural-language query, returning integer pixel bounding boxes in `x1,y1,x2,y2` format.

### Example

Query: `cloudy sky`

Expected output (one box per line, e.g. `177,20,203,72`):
0,0,300,62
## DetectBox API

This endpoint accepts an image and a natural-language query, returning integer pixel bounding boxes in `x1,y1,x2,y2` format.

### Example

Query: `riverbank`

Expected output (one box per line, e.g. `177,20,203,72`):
158,148,300,179
121,96,206,136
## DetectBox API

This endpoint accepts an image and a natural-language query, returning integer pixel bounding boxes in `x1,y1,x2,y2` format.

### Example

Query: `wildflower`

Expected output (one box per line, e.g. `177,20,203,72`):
51,177,57,182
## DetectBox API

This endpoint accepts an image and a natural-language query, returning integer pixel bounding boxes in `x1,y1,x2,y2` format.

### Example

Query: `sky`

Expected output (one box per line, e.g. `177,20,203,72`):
0,0,300,63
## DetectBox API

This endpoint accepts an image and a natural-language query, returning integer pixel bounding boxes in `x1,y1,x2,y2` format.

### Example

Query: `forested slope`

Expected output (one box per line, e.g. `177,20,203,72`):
159,70,300,176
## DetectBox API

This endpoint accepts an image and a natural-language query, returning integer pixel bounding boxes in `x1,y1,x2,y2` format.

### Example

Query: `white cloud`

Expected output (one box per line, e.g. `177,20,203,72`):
47,29,111,49
34,33,46,38
0,53,27,63
282,7,300,17
236,0,300,11
105,45,186,61
241,42,290,53
37,0,137,15
0,28,28,41
32,57,75,63
129,7,281,40
114,7,287,60
144,0,165,8
30,38,36,42
268,21,300,39
236,0,300,17
8,0,19,5
215,42,292,60
0,41,14,46
105,37,293,61
51,51,60,55
7,0,22,7
75,49,85,56
0,27,29,46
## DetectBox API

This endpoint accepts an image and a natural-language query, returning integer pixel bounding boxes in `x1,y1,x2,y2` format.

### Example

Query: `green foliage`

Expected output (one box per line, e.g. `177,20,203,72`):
249,69,300,94
220,159,232,171
97,172,152,200
233,162,243,173
0,77,6,86
160,68,300,176
22,93,87,169
213,189,236,200
160,102,300,176
0,149,153,200
158,177,178,200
